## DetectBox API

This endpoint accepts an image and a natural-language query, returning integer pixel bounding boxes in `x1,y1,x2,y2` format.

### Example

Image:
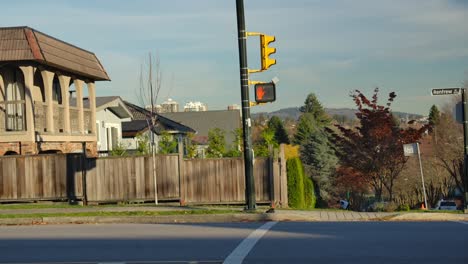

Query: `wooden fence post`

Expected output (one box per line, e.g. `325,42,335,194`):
279,144,288,208
268,145,275,208
81,142,88,206
178,136,185,206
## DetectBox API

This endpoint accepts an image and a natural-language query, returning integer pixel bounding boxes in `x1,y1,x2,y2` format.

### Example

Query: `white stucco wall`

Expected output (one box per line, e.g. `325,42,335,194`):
122,130,161,153
95,109,123,152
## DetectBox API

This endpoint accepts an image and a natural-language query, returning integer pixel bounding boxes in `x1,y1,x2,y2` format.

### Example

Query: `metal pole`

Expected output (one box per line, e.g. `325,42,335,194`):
236,0,256,210
416,143,428,209
462,89,468,211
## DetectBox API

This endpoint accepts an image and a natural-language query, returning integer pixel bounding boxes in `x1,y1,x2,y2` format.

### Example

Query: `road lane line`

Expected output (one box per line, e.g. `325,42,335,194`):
223,221,277,264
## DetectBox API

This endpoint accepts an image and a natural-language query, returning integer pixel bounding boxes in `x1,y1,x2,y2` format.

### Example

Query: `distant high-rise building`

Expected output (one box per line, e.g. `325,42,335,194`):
227,104,240,111
184,101,207,112
145,104,162,113
160,98,179,113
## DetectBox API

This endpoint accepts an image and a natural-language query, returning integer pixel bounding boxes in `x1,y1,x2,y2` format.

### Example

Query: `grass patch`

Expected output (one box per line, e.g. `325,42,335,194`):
0,209,239,219
0,203,183,210
0,203,83,210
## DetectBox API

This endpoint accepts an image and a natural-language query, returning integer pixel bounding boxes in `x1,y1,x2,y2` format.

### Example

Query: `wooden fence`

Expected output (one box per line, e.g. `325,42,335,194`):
0,146,288,206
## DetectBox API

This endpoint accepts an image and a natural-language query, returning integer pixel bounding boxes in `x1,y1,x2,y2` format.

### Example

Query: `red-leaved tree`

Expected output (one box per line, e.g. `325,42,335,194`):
328,88,429,201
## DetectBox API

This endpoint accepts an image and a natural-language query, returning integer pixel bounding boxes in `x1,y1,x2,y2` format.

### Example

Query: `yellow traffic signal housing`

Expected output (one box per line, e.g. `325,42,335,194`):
260,34,276,70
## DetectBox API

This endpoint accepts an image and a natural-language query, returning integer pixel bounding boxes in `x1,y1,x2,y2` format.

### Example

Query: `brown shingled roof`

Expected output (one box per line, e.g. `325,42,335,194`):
0,26,110,81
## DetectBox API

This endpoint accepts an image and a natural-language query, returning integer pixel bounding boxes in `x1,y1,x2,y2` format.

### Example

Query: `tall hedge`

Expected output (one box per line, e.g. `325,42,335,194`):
287,157,305,208
287,157,316,209
304,176,316,209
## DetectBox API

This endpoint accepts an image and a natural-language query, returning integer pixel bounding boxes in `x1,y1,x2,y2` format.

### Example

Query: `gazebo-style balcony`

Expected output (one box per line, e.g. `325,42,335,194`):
0,26,110,156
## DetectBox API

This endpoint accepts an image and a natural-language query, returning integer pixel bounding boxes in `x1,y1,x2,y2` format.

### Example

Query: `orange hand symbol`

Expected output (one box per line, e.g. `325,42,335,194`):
257,87,265,100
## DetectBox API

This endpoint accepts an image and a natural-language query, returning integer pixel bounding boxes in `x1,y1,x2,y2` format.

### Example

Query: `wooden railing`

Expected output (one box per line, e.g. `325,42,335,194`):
84,108,91,134
34,101,47,132
54,103,65,133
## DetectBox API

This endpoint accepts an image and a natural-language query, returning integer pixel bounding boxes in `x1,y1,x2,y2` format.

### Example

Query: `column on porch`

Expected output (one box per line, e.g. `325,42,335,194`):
0,72,4,101
87,81,96,134
19,66,35,140
58,75,71,134
40,70,55,133
74,79,85,135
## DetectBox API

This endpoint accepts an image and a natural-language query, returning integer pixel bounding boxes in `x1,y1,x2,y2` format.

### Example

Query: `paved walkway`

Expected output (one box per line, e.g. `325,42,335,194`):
0,205,467,225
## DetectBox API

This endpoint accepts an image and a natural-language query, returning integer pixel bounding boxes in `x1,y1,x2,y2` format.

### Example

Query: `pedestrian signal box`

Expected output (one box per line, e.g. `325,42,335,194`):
254,82,276,103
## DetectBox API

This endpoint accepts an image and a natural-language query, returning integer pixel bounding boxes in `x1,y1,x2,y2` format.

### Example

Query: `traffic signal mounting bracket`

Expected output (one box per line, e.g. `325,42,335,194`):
246,31,276,73
249,101,266,107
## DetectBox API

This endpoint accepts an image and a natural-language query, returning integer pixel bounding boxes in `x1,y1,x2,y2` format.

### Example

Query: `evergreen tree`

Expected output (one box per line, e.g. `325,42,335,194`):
158,131,177,154
136,133,150,155
268,116,290,144
253,128,276,157
224,128,243,157
294,93,337,206
300,128,338,203
299,93,331,126
206,128,226,158
293,113,317,145
185,132,197,158
428,105,441,126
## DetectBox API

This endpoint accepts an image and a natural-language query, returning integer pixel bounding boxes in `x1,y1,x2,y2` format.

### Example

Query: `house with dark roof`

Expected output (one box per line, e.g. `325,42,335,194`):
121,101,195,153
70,96,133,154
161,110,242,153
0,26,110,156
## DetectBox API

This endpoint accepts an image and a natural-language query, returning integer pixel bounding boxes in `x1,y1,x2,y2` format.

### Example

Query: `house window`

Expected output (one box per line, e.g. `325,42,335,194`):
111,127,118,149
4,69,26,131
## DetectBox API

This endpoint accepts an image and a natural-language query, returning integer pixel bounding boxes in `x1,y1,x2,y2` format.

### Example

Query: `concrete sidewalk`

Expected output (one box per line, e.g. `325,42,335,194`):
0,205,467,225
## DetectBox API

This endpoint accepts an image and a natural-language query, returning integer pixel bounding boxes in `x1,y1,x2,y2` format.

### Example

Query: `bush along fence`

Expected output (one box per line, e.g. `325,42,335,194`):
287,157,316,209
0,145,289,207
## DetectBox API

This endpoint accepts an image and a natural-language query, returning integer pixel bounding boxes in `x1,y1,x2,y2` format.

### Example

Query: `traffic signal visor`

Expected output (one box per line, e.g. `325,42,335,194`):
260,34,276,70
254,82,276,103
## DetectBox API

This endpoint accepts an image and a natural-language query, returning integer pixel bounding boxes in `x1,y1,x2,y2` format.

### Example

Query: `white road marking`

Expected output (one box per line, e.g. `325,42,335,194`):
223,221,277,264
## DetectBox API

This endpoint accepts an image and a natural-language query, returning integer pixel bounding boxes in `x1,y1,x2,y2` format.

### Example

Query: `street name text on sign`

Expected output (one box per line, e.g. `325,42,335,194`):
431,88,461,96
403,143,418,157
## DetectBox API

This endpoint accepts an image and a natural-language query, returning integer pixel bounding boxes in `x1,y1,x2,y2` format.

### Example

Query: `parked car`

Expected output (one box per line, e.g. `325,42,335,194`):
435,200,458,210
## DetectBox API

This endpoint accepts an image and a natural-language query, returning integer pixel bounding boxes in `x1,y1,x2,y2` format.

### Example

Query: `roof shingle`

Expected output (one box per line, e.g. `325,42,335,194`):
0,26,110,81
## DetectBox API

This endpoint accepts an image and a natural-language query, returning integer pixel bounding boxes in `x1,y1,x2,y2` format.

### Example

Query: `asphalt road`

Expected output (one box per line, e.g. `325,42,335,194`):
0,221,467,264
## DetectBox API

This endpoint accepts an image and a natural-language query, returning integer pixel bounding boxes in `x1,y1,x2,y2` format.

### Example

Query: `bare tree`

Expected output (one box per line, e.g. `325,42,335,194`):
433,97,464,196
136,52,163,205
137,53,162,113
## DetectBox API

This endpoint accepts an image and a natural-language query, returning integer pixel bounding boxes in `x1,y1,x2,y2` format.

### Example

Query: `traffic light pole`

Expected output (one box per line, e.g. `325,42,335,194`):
462,89,468,212
236,0,256,211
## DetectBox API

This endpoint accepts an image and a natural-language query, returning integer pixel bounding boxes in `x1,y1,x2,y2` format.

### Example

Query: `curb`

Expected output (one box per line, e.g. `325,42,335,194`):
0,212,466,226
0,214,277,226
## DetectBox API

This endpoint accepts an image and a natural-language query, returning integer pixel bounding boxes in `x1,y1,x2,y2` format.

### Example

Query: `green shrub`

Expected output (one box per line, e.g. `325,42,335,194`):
369,201,398,212
397,204,410,211
287,157,305,209
384,202,398,212
304,176,316,209
110,142,127,156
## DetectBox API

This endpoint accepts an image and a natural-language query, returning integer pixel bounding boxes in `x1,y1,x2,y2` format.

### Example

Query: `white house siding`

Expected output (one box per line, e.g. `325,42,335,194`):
95,109,123,152
122,130,160,154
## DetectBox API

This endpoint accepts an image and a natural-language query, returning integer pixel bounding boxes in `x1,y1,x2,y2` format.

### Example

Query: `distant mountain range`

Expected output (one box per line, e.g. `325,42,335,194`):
252,107,424,121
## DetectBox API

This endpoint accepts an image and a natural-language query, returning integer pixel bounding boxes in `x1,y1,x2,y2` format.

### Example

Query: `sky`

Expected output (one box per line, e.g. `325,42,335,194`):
3,0,468,115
